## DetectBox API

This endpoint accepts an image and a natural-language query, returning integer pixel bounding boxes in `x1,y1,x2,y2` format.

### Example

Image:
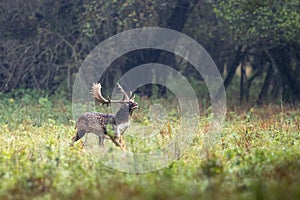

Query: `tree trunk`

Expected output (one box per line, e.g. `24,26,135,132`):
156,0,198,98
256,64,273,104
268,46,300,102
239,63,245,103
223,46,249,89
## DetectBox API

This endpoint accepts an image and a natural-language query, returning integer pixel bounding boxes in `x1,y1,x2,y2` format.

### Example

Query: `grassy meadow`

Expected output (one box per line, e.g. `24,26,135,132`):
0,89,300,199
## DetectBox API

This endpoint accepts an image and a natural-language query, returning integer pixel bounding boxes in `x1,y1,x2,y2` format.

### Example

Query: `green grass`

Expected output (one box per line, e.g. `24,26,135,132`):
0,90,299,199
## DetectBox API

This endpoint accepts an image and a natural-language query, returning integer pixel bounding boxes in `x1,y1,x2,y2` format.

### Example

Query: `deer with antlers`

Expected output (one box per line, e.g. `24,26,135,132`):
70,83,138,150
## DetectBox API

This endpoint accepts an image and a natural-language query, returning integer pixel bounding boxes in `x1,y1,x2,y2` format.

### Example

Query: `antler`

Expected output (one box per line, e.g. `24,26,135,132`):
91,83,133,104
116,83,129,100
129,91,135,100
91,83,110,105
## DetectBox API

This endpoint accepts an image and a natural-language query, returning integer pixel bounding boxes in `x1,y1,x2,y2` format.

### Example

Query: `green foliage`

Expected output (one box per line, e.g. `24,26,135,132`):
0,91,300,199
81,0,162,38
213,0,300,47
0,89,72,127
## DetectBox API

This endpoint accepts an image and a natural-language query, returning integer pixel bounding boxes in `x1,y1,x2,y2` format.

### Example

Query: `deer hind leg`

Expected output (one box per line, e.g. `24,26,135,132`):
70,130,86,146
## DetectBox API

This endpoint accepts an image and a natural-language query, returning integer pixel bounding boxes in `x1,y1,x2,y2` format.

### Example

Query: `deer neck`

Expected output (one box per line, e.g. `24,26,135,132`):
114,105,130,125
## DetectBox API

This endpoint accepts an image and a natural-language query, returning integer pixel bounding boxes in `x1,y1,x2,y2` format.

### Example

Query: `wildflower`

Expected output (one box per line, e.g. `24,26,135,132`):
9,98,14,104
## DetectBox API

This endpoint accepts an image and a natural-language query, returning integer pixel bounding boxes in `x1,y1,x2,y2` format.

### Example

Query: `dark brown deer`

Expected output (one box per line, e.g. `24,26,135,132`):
71,83,138,149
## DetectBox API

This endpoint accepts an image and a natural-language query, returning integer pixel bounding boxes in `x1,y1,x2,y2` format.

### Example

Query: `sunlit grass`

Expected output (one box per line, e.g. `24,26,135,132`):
0,91,299,199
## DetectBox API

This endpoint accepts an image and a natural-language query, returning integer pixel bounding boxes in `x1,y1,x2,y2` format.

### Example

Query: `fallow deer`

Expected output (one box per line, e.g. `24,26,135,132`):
71,83,138,150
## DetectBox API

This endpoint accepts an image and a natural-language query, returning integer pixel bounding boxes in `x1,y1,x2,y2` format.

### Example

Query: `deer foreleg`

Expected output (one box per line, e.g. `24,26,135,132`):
98,135,105,147
118,136,126,149
109,135,126,150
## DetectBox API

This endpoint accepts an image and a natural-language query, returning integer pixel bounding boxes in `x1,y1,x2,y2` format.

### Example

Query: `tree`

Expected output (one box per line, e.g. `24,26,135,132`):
1,0,299,103
213,0,300,102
